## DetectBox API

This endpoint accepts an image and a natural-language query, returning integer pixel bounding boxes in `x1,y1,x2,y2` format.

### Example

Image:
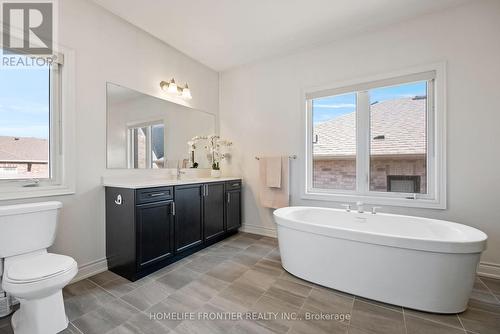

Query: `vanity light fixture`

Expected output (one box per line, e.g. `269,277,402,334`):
160,78,192,100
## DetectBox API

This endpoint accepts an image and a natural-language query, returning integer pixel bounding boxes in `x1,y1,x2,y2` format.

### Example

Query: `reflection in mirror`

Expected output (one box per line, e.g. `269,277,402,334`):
106,83,216,169
127,121,164,168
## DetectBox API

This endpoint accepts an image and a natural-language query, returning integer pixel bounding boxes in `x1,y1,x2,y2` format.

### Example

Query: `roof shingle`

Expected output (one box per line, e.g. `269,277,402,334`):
313,97,426,157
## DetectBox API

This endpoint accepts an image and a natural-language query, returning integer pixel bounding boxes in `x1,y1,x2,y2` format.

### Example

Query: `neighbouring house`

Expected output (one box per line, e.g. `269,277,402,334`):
0,136,49,179
313,97,427,193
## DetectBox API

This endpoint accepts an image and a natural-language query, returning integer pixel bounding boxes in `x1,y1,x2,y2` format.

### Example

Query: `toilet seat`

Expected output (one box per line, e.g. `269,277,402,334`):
5,253,76,284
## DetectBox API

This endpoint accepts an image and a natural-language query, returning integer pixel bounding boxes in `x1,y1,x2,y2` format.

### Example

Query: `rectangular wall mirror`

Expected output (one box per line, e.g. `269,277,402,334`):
106,82,216,169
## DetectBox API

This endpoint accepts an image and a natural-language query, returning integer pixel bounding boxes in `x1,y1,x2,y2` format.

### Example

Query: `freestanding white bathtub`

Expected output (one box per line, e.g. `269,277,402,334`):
274,206,487,313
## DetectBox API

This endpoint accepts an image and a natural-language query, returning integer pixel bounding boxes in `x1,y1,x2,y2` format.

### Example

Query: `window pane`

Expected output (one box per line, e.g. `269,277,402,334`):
312,93,356,190
0,59,50,179
369,81,427,194
131,127,148,169
151,124,164,168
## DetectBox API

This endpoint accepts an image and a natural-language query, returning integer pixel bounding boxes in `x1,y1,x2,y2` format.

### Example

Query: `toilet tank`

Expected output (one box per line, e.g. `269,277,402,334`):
0,201,62,258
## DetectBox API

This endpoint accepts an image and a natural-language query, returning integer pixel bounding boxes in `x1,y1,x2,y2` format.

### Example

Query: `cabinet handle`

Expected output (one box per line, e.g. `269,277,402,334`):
205,185,209,197
149,192,165,197
232,183,239,187
171,202,176,216
227,192,230,203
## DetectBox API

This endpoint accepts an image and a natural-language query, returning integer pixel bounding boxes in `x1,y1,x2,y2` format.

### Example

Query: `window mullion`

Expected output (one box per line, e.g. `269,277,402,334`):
356,91,370,194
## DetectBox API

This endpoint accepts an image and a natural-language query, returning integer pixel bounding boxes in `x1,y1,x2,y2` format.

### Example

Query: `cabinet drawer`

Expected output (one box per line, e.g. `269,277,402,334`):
136,187,173,204
225,180,241,190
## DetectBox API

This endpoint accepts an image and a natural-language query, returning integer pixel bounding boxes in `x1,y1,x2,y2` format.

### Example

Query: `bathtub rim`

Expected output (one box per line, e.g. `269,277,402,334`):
274,206,487,254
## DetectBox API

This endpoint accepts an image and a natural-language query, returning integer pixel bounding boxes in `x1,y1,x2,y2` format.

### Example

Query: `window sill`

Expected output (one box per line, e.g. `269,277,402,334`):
0,185,75,201
302,191,446,210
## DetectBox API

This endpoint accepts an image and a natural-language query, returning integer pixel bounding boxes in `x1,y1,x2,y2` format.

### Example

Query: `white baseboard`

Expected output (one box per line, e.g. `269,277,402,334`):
478,262,500,279
71,258,108,283
240,223,277,238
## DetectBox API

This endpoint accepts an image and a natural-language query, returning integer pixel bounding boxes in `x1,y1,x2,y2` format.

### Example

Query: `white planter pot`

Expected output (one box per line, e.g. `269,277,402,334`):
211,170,221,178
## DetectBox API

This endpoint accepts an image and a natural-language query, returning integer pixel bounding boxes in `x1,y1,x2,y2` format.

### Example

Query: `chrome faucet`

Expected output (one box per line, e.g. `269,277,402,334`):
176,163,186,180
371,206,382,214
341,204,352,212
356,201,364,213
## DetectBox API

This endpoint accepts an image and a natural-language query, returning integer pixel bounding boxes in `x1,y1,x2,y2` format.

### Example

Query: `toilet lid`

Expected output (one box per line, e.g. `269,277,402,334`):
6,253,76,283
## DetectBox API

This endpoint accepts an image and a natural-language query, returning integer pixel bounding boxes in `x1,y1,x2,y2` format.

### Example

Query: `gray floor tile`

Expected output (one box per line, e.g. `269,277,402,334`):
100,276,140,298
118,312,171,334
206,261,249,282
231,320,278,334
156,267,201,292
349,299,405,334
146,290,205,330
224,237,257,249
231,252,263,266
235,269,278,291
87,271,124,286
264,248,281,262
253,259,283,277
243,244,275,257
183,254,227,273
459,307,500,334
217,281,265,308
237,232,263,240
73,299,139,334
22,232,498,334
205,245,244,258
179,274,229,302
289,311,349,334
251,295,301,334
405,315,466,334
404,308,463,329
302,287,353,316
121,281,171,311
174,303,234,334
63,279,116,321
264,278,312,308
481,277,500,295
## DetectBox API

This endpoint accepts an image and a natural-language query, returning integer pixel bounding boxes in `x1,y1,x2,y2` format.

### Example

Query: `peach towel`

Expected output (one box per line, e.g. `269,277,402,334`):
265,156,282,188
259,156,289,209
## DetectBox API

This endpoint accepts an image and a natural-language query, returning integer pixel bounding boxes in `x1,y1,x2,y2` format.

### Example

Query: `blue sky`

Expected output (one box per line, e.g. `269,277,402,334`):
0,66,50,139
313,81,426,124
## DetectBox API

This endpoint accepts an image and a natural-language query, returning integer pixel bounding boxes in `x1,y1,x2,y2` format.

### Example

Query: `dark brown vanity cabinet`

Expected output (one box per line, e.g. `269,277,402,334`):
225,181,242,232
173,184,203,253
105,179,242,281
203,182,226,242
136,200,174,270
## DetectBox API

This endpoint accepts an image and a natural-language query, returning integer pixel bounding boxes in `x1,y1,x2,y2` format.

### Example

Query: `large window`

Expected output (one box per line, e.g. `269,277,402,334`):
306,66,446,208
0,52,67,194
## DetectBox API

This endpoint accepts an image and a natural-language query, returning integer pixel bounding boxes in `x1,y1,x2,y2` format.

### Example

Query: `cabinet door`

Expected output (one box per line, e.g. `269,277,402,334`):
136,201,174,269
174,184,203,252
226,190,241,232
203,183,225,241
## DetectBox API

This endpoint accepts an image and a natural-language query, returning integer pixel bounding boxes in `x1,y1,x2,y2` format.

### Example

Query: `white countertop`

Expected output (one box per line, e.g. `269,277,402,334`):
102,176,241,189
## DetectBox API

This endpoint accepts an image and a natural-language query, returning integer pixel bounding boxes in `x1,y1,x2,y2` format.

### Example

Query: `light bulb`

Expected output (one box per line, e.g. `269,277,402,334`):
182,83,192,99
167,78,177,93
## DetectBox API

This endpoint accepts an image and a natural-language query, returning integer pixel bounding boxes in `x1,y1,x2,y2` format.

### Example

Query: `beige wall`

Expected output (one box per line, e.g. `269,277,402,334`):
220,0,500,274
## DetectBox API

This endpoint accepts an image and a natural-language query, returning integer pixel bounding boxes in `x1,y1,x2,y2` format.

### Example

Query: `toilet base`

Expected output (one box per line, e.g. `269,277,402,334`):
11,290,68,334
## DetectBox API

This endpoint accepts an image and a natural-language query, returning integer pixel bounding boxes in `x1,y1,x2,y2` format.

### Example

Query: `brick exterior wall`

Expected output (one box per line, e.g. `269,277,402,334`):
0,162,49,179
313,156,427,193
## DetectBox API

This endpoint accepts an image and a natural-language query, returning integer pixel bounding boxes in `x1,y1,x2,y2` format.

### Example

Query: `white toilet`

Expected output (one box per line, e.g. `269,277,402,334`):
0,201,77,334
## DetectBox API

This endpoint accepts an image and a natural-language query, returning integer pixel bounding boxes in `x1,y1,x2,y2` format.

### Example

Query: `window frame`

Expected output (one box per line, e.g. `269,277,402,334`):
302,63,446,209
0,48,76,200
